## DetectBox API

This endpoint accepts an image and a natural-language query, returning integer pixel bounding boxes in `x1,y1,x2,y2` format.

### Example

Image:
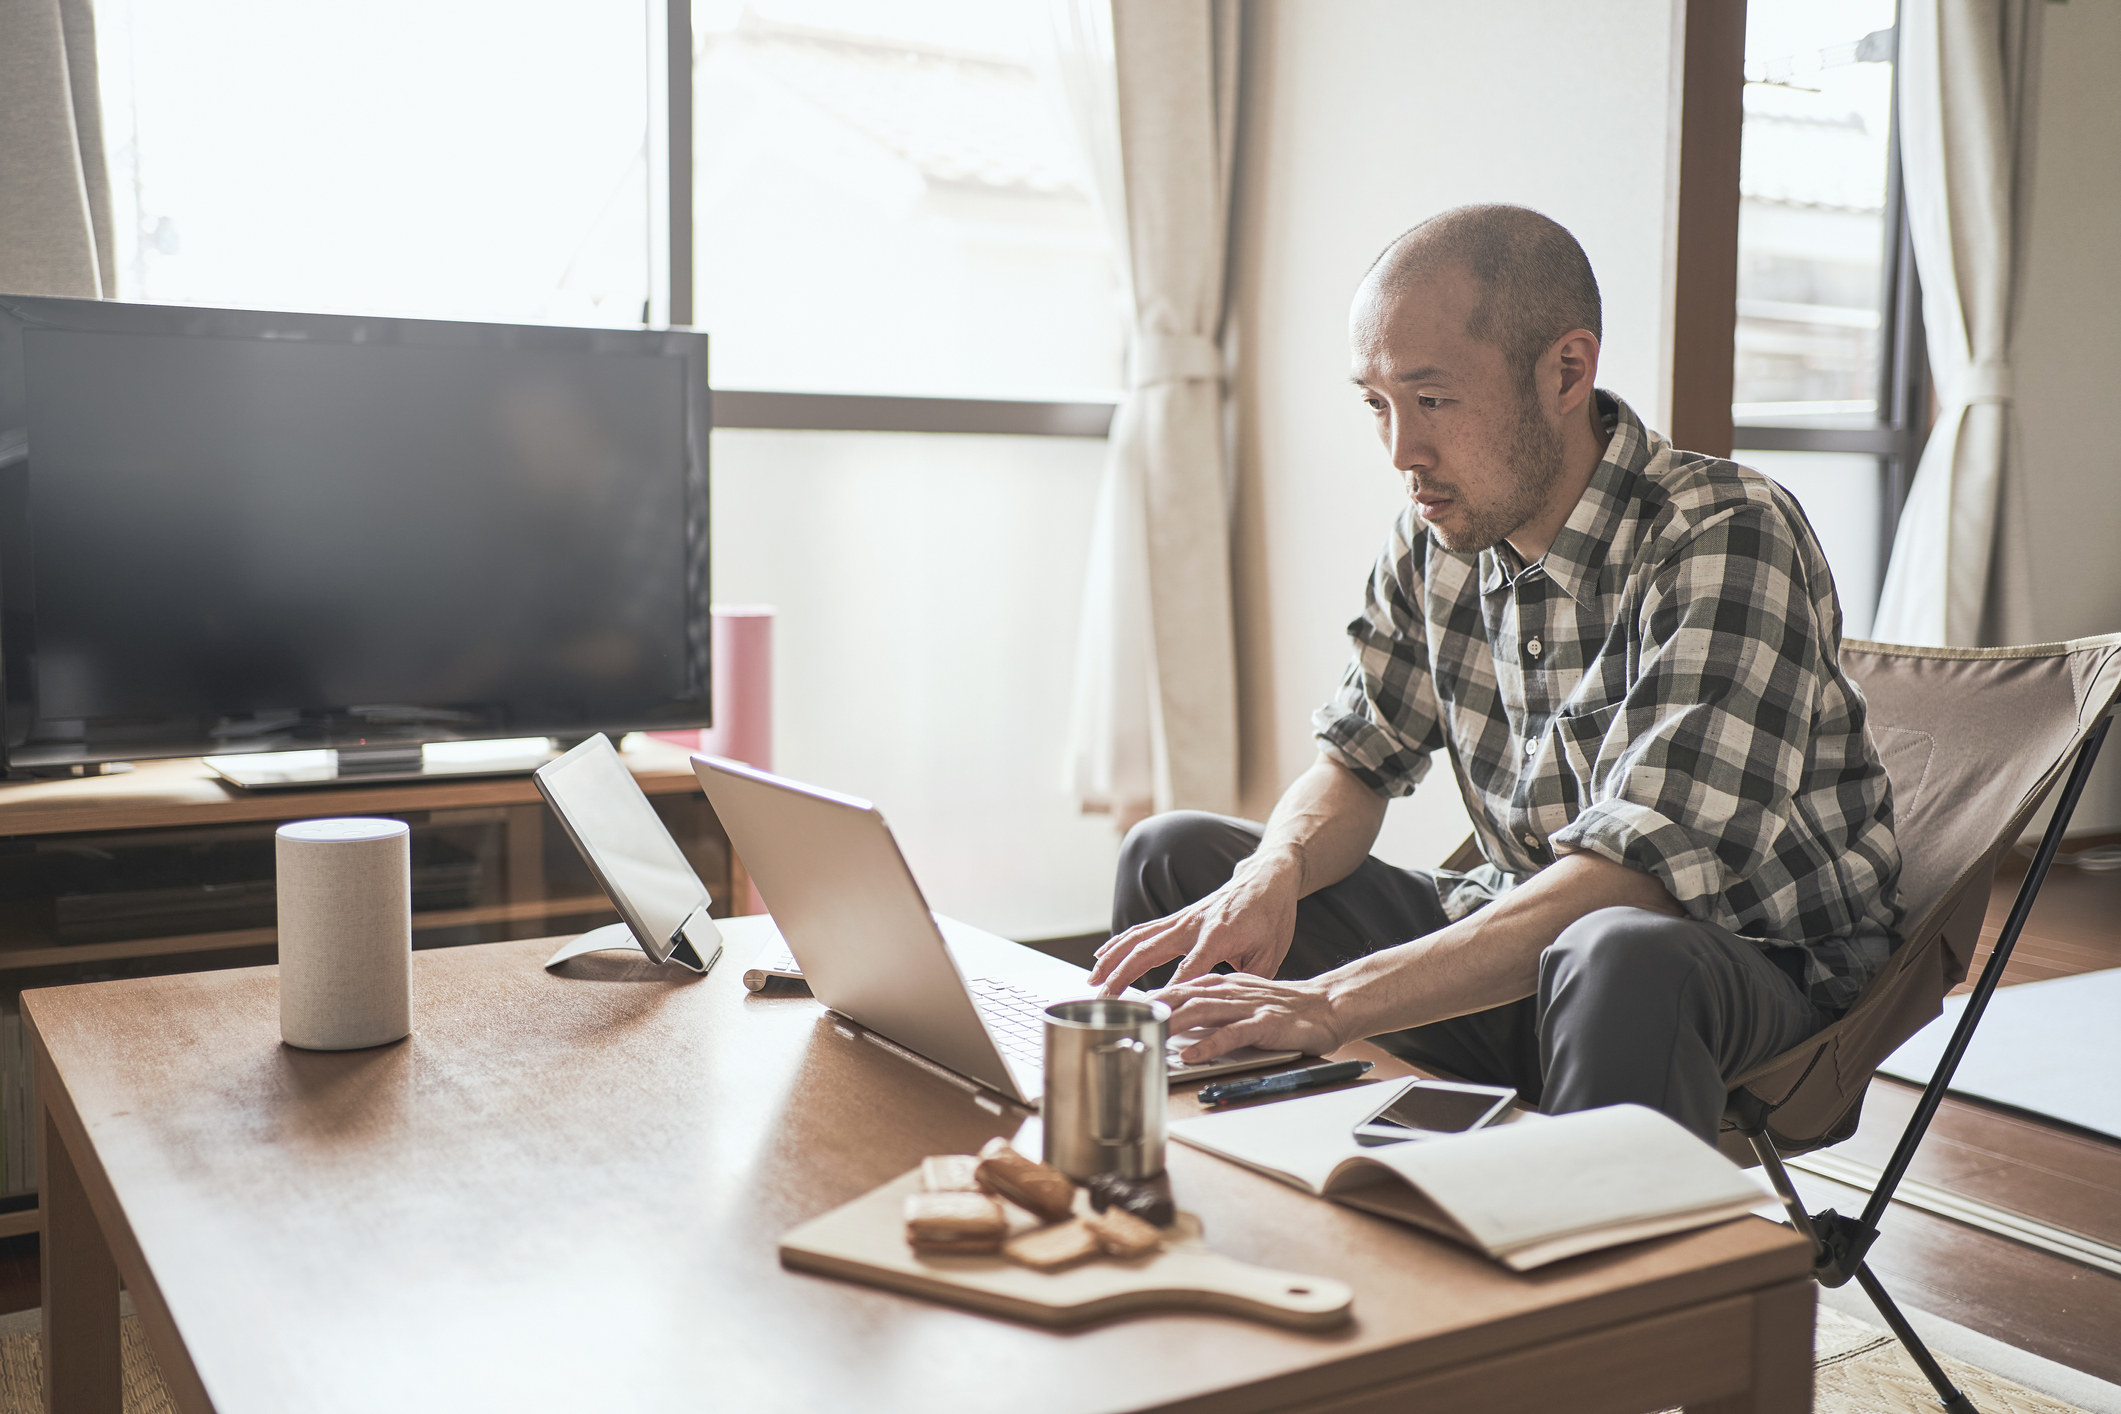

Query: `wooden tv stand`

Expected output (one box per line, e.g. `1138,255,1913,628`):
0,736,750,1237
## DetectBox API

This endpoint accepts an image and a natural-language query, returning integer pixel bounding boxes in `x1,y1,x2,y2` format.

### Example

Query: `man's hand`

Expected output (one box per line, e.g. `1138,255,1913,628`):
1092,755,1388,996
1157,973,1344,1063
1088,857,1300,996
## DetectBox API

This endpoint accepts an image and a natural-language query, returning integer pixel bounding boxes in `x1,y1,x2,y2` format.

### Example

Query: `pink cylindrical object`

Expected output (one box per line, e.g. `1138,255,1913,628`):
699,605,773,771
652,605,775,767
685,606,773,914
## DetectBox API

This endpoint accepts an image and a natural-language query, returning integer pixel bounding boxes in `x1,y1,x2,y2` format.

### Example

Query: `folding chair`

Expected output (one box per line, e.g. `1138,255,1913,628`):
1718,633,2121,1413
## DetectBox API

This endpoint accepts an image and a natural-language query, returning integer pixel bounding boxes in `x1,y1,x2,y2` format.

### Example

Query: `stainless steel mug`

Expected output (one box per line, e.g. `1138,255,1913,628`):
1041,998,1168,1180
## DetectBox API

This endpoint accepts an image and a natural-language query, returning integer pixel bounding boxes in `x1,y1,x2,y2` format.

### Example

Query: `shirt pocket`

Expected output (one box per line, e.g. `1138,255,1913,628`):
1555,700,1624,799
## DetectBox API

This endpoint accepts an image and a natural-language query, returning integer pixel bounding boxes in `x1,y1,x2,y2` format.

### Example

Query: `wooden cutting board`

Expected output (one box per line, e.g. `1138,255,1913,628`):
778,1169,1354,1330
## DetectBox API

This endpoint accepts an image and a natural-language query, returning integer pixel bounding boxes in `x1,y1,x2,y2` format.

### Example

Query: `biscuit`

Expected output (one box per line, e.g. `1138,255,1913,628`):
1083,1206,1164,1259
904,1190,1005,1253
1003,1217,1101,1272
975,1138,1077,1222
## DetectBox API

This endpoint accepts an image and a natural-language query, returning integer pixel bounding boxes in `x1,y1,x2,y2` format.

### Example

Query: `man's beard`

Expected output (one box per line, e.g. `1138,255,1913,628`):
1426,386,1567,555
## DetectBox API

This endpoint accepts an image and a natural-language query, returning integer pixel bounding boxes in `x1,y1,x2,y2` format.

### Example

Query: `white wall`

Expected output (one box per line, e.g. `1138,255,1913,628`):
2012,0,2121,832
1228,0,1686,866
710,429,1120,938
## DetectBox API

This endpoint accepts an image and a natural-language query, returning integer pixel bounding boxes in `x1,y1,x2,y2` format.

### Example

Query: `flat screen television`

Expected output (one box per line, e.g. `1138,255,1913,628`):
0,296,711,784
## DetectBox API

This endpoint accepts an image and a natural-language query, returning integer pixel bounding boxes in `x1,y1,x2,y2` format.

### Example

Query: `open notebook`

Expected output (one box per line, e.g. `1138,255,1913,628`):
1170,1082,1763,1271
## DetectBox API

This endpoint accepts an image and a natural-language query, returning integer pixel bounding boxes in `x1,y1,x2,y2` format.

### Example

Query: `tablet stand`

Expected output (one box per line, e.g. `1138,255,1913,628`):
544,908,721,974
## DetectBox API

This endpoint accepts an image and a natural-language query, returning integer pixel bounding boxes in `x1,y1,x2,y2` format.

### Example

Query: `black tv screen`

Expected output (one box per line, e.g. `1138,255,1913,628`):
0,297,710,769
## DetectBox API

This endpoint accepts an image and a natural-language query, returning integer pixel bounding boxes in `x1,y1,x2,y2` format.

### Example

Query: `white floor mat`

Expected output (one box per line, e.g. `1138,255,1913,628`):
1880,967,2121,1141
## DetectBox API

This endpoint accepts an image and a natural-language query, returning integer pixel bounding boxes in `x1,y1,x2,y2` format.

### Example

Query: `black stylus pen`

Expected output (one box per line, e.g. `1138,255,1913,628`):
1196,1059,1373,1107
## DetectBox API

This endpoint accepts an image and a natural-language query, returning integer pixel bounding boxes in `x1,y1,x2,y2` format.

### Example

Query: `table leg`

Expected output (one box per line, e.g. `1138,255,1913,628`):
1685,1279,1814,1413
40,1099,121,1414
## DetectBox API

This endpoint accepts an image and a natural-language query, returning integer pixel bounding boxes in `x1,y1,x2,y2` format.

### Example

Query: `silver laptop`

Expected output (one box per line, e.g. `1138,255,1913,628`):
690,755,1299,1106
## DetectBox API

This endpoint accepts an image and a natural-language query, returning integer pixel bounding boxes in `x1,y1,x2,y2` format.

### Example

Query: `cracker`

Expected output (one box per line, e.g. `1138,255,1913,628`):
1003,1217,1101,1272
904,1190,1005,1253
1083,1206,1164,1259
909,1234,1006,1257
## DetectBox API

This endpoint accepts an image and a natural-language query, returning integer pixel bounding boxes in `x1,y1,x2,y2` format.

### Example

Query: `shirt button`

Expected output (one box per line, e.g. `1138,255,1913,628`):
1526,637,1543,658
1523,834,1541,850
1523,737,1538,756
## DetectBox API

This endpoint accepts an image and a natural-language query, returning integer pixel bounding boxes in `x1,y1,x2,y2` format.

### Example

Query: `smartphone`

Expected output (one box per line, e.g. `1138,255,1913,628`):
1351,1079,1517,1145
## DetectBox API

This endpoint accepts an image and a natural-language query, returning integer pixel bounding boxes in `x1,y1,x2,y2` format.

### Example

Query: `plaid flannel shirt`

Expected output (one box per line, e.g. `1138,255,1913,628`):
1313,392,1902,1014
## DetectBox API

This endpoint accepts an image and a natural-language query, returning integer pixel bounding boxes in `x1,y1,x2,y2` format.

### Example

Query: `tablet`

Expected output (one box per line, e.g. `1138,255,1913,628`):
534,734,721,972
1352,1078,1515,1145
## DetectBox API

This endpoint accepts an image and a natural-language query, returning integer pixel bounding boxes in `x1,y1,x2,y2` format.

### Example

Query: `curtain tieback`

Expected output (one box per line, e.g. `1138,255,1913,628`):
1131,332,1222,388
1952,359,2015,406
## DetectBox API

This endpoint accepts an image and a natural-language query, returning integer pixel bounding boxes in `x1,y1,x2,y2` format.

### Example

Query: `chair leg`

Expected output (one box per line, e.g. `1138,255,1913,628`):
1749,1131,1978,1409
1852,1262,1979,1413
1746,1132,1826,1258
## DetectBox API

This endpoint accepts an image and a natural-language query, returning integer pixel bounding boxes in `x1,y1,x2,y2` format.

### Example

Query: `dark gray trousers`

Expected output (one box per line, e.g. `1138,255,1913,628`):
1113,812,1830,1143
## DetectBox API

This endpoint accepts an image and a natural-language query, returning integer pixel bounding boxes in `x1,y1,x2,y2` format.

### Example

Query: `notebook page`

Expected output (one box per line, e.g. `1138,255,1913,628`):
1168,1082,1394,1192
1344,1104,1760,1255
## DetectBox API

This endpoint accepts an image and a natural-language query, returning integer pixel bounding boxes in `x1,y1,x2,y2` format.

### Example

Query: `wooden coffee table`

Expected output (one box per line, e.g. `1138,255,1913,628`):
27,919,1813,1413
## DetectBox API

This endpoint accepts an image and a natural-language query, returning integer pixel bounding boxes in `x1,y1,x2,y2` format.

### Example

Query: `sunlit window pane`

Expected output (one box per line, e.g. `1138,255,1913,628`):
692,0,1125,398
1746,450,1885,638
711,428,1117,936
1734,0,1898,424
94,0,651,326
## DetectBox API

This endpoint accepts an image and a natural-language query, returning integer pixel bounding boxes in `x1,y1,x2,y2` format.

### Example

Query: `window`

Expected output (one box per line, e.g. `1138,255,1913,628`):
93,0,654,326
92,0,1125,410
1732,0,1926,639
689,0,1124,400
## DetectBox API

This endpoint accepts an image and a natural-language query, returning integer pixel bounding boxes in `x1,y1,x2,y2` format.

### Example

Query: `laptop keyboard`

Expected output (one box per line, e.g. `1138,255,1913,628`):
967,978,1052,1066
966,977,1210,1074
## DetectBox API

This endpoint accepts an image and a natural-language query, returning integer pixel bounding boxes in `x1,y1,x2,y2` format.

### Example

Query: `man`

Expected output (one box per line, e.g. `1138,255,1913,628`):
1089,204,1901,1144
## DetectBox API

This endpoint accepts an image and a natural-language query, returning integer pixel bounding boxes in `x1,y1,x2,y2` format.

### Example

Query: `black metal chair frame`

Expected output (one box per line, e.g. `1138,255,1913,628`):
1735,711,2114,1414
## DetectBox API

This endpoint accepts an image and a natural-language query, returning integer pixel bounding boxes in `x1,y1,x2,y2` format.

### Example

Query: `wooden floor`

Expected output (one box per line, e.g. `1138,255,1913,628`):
0,850,2115,1390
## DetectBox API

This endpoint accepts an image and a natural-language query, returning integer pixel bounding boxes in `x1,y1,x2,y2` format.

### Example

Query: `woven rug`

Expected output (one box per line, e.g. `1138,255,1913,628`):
0,1303,2099,1412
1810,1306,2102,1413
0,1314,174,1414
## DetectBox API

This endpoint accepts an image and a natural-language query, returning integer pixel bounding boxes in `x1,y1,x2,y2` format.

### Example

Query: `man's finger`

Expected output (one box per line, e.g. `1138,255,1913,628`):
1088,918,1181,986
1093,933,1192,996
1176,1012,1275,1064
1093,920,1155,962
1169,936,1251,987
1152,973,1231,1008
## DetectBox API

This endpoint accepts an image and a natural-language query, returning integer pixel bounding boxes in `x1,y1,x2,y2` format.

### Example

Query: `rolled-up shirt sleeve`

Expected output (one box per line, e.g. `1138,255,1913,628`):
1310,511,1446,798
1549,504,1824,919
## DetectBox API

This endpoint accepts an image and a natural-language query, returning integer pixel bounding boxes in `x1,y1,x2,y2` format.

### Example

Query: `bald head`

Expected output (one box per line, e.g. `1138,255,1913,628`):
1364,205,1601,386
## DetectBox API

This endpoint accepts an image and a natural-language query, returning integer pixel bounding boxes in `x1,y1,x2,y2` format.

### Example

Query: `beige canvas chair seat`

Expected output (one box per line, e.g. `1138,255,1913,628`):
1723,633,2121,1414
1718,633,2121,1160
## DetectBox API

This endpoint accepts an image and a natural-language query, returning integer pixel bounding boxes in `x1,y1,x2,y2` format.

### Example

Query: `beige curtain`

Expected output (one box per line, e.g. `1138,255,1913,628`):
1872,0,2044,647
0,0,114,298
1061,0,1242,822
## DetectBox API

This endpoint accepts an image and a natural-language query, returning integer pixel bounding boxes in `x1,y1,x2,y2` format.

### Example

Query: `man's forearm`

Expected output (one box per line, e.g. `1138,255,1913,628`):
1320,848,1681,1039
1243,754,1390,898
